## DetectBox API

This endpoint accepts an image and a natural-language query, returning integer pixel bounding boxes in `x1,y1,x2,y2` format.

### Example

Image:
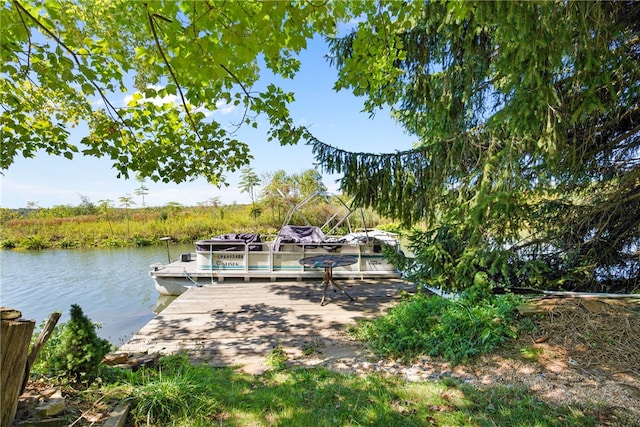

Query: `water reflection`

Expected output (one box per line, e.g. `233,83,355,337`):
154,294,177,314
0,244,192,346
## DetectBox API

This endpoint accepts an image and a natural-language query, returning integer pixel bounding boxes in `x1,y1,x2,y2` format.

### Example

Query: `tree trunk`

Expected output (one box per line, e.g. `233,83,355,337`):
1,314,35,427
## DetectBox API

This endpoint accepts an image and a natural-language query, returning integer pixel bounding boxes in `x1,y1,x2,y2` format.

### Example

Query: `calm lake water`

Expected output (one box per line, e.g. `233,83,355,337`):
0,244,192,346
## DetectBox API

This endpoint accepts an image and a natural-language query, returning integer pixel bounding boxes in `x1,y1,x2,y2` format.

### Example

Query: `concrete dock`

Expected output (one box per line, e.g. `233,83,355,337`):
119,279,414,366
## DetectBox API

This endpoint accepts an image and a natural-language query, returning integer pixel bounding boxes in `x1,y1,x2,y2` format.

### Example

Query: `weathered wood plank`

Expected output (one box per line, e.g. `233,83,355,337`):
102,404,130,427
119,279,413,366
122,333,347,366
170,280,412,303
130,321,349,340
1,307,23,320
1,317,36,426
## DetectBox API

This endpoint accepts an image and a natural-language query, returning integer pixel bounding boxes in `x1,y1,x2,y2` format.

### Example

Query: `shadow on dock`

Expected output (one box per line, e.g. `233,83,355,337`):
119,279,415,367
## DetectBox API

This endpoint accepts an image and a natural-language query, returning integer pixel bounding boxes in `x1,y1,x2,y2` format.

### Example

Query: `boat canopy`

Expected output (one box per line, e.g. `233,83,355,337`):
273,226,347,252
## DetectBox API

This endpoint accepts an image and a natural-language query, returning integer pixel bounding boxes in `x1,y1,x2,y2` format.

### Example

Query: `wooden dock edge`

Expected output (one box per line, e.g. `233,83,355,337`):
102,404,130,427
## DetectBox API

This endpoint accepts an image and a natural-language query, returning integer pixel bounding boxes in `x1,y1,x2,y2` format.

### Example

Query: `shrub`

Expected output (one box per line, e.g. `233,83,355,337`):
57,237,80,248
19,235,49,250
102,237,126,247
1,239,16,248
351,286,521,365
133,237,153,247
47,304,112,383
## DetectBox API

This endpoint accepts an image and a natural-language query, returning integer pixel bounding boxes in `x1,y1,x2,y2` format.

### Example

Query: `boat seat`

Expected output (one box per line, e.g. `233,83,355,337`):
197,233,262,251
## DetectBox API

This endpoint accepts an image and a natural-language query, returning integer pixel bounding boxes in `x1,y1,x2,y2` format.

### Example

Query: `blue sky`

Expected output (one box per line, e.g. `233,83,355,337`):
1,37,416,209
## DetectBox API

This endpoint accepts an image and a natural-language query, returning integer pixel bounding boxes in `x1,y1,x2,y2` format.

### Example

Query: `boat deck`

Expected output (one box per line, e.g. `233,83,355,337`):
119,278,415,366
150,253,402,282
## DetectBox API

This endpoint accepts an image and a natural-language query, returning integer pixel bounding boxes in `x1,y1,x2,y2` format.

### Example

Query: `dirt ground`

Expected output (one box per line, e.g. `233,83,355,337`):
15,380,114,426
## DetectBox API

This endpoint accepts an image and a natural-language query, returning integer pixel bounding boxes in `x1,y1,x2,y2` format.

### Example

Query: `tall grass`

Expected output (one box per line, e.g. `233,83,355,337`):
1,202,387,250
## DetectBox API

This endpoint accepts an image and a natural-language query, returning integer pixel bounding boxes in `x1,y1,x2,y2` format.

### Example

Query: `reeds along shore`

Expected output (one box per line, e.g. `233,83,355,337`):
0,203,390,250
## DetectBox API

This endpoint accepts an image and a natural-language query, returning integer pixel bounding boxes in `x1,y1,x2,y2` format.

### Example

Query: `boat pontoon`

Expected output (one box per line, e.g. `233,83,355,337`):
149,193,402,296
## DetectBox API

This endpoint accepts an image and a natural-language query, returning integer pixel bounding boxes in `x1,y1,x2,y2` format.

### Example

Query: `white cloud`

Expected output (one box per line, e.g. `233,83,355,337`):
215,99,236,115
194,106,214,118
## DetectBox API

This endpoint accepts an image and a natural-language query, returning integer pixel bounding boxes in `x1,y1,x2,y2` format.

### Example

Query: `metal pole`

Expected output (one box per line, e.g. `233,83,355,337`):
160,237,171,263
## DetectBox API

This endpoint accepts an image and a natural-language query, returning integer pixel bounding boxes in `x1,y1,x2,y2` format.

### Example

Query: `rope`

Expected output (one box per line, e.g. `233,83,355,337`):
182,268,201,287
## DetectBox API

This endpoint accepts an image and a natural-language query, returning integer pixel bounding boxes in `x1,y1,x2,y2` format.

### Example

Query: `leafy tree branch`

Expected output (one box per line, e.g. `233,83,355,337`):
12,0,127,128
144,3,200,141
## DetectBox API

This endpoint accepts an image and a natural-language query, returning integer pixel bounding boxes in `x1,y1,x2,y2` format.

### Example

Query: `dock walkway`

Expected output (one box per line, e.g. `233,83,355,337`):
119,279,414,366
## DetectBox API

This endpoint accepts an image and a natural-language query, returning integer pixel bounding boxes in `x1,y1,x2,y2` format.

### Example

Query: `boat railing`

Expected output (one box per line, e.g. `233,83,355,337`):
192,235,398,274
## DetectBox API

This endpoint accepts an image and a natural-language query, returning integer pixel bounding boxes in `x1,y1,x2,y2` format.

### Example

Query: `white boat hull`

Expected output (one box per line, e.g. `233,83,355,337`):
153,276,193,296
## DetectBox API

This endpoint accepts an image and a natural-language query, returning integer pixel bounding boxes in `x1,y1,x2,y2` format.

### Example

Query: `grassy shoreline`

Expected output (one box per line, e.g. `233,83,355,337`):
11,202,639,425
1,202,390,250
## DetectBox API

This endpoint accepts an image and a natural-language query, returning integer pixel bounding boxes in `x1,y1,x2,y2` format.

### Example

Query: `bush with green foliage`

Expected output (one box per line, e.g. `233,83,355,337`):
351,285,523,365
19,235,50,250
43,304,112,383
1,239,16,248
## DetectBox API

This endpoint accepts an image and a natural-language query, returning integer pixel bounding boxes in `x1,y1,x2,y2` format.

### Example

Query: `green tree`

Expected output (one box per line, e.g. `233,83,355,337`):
312,1,640,292
1,0,348,185
134,173,149,207
259,169,328,226
98,199,115,236
239,166,262,228
261,170,294,223
294,169,327,199
118,194,135,236
77,194,97,215
25,200,41,234
118,194,135,210
238,166,261,206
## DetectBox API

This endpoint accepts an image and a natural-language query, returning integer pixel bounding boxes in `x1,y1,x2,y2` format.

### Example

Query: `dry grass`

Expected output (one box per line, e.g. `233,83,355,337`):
449,297,640,425
528,298,640,371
